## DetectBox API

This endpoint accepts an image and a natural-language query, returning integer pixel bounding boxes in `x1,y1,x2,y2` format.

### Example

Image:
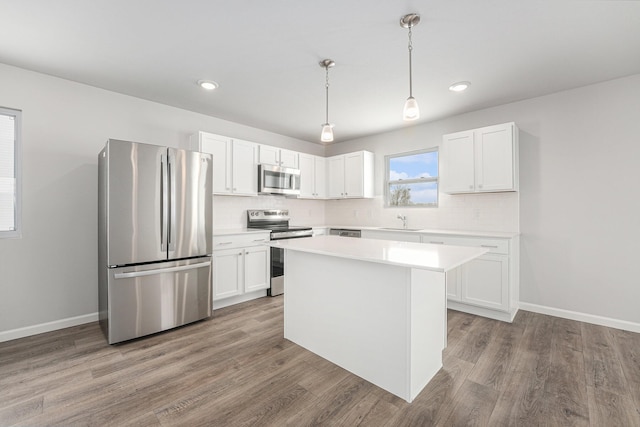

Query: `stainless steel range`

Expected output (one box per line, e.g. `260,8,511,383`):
246,209,313,296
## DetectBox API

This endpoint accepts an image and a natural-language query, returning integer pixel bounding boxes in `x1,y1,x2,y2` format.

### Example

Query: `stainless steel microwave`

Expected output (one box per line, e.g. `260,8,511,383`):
258,164,301,195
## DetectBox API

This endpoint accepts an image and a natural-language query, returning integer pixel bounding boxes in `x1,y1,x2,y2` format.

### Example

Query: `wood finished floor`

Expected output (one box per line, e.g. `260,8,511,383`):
1,297,640,426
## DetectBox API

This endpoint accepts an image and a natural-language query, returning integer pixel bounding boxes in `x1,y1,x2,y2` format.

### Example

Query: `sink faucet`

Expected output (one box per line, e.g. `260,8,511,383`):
397,214,407,229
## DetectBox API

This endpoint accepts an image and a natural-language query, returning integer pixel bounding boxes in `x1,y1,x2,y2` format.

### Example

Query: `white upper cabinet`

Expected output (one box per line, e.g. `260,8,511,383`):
327,151,374,199
258,145,299,169
299,153,326,199
196,132,257,196
442,122,518,194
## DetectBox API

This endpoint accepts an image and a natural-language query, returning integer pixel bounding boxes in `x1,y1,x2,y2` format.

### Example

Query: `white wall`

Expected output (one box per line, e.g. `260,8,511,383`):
329,73,640,326
2,60,639,337
0,63,323,337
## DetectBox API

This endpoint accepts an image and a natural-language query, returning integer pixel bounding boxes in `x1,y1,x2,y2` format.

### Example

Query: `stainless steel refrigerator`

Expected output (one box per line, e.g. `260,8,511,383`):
98,139,213,344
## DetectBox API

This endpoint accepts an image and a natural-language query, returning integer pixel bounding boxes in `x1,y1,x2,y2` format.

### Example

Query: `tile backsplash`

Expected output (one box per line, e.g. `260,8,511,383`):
213,195,326,229
325,192,519,232
214,192,518,233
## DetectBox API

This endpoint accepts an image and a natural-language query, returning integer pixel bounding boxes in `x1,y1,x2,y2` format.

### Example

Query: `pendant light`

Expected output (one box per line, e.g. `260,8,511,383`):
320,59,335,143
400,13,420,121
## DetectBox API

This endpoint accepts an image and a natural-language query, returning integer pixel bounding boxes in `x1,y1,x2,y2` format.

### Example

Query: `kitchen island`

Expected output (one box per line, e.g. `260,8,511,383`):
267,235,487,403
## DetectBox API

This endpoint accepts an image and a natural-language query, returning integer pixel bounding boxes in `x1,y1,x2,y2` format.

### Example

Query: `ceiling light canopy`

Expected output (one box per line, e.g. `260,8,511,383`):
449,81,471,92
400,13,420,121
319,59,335,143
197,80,219,90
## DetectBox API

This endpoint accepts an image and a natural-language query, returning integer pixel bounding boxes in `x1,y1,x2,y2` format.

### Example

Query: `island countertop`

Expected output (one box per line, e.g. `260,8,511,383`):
268,235,488,273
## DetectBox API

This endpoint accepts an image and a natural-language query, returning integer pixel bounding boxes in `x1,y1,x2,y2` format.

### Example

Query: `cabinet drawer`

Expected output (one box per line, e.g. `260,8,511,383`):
213,232,270,249
421,235,509,254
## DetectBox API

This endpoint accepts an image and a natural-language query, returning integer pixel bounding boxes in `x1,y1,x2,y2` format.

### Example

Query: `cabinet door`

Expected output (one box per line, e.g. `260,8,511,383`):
327,155,345,198
232,139,257,196
460,254,509,312
212,248,243,299
279,149,299,168
314,156,327,198
298,153,316,198
244,246,270,293
258,145,279,166
344,152,363,198
475,123,515,192
442,131,475,193
200,133,232,194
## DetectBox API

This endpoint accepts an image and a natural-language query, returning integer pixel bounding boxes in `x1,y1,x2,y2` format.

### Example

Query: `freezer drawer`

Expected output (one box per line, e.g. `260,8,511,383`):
102,257,212,344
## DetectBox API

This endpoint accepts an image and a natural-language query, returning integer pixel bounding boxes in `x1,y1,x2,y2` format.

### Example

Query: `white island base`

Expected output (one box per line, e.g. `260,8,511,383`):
285,250,446,403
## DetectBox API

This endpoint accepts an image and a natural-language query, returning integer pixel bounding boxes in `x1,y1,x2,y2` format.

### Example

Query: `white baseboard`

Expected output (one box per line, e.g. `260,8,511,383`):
519,302,640,333
212,290,268,310
0,312,98,343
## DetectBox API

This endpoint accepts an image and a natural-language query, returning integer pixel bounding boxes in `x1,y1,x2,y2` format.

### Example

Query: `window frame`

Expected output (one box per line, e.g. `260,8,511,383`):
384,147,439,208
0,106,22,239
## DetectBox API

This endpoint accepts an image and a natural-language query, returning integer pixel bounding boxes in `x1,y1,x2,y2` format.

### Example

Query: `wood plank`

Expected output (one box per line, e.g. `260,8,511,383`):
438,379,499,426
587,386,640,426
610,327,640,414
581,322,629,395
543,319,590,426
487,311,552,425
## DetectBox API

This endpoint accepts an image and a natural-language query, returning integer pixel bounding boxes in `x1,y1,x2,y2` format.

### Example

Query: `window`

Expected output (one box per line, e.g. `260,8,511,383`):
0,107,22,238
385,148,438,207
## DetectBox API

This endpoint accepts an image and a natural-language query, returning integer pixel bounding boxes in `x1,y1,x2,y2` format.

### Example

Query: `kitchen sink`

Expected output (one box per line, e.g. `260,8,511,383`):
377,227,422,231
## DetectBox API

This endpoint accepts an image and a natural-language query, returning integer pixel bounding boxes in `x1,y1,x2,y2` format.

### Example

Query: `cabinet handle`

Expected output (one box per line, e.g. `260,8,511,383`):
469,185,473,189
478,184,483,189
218,242,232,245
253,239,266,242
233,188,237,191
430,241,444,244
480,244,498,248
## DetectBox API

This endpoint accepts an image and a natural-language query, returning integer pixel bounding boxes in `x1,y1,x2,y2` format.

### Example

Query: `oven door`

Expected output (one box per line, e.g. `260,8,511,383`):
269,234,311,296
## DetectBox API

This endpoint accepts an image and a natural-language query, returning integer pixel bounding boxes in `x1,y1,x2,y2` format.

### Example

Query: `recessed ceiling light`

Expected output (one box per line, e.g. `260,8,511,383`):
449,81,470,92
198,80,219,90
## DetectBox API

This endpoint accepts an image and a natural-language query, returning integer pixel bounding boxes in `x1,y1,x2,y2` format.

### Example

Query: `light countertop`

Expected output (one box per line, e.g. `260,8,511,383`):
213,228,271,236
214,226,519,239
314,225,519,239
267,235,488,272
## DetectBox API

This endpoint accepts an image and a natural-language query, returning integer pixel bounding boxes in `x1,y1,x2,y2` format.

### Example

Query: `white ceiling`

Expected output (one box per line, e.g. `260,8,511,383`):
1,1,639,144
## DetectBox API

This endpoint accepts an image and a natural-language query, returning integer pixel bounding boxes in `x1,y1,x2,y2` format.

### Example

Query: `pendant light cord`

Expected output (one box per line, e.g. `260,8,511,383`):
325,65,330,124
408,25,413,98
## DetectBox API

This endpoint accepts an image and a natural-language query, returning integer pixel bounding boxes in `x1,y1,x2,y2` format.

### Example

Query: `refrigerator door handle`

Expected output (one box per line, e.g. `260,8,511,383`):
160,154,168,252
113,261,211,279
168,150,176,252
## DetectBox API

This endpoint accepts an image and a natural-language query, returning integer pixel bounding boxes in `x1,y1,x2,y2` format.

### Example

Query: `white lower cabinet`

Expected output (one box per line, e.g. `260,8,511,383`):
244,246,270,293
361,229,518,322
213,248,243,299
212,232,270,308
457,254,509,312
421,234,518,322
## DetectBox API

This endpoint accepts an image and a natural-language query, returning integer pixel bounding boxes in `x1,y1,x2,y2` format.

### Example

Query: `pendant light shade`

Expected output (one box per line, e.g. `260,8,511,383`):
403,96,419,121
320,123,334,143
400,13,420,121
319,59,335,143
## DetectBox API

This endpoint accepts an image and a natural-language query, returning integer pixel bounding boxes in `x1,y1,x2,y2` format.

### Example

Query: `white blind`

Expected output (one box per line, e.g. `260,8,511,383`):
0,112,16,232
